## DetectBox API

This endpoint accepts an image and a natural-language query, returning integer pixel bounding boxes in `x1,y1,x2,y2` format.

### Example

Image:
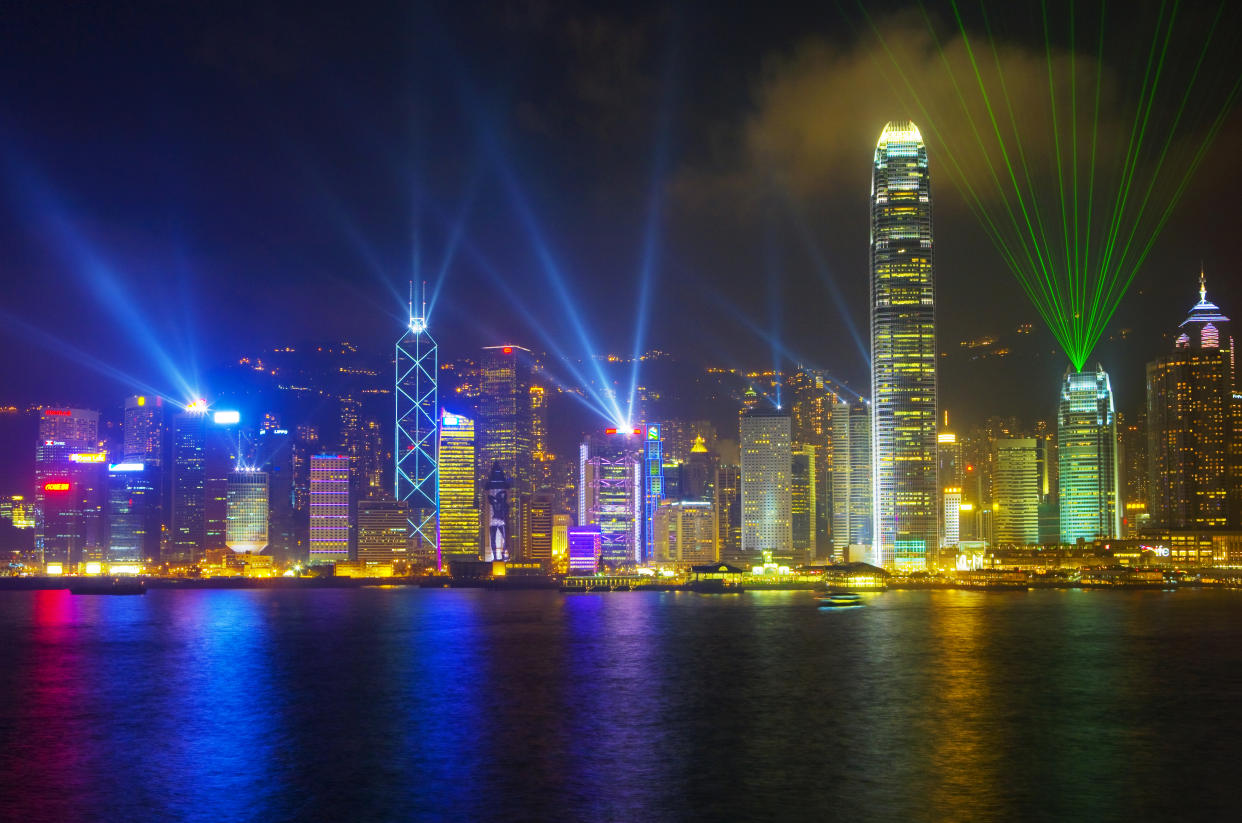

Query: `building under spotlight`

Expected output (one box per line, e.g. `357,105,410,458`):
395,286,439,563
869,121,939,571
1058,366,1121,542
578,428,643,568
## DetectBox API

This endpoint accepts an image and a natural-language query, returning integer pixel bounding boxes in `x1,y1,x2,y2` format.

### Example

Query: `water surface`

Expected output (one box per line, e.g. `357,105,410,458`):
0,588,1238,821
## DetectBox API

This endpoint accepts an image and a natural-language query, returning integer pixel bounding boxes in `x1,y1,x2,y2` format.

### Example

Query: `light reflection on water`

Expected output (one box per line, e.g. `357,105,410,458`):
0,588,1238,821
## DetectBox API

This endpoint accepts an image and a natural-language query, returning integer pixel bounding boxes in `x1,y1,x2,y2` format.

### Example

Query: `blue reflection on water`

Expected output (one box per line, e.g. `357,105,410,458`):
1,588,1240,821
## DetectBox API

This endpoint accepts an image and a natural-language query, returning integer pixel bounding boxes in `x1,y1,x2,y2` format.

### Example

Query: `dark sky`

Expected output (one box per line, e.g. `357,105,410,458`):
1,0,1240,426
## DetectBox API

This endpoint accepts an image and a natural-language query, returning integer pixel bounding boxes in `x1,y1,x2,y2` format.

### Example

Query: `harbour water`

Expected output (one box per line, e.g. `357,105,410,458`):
0,588,1239,821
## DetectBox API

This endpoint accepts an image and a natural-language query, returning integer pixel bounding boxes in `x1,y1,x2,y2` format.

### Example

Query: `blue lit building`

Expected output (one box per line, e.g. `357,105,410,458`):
395,286,438,558
107,461,160,562
579,428,643,569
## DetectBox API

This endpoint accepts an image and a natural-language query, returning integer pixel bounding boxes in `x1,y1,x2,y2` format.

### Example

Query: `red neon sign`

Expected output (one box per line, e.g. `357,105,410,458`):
44,409,71,417
605,428,617,435
43,481,71,492
502,346,512,354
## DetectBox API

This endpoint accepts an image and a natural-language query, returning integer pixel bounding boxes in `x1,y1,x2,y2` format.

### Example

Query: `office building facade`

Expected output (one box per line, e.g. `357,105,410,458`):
870,121,938,570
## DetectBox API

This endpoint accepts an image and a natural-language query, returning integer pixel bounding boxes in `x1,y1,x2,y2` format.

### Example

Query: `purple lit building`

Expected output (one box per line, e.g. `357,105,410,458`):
568,526,602,574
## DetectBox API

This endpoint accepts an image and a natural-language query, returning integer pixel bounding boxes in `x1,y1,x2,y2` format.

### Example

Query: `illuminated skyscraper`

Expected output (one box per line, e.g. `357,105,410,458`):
1147,273,1238,529
258,426,296,565
790,444,816,561
936,415,964,550
478,344,535,486
123,395,164,465
1058,366,1121,542
309,454,350,564
529,383,553,489
477,344,534,554
226,469,269,554
788,368,836,557
831,399,872,560
169,406,207,563
395,286,438,558
34,407,101,566
993,438,1041,545
716,463,741,557
522,490,555,566
870,121,938,570
107,461,159,562
437,411,477,565
643,424,663,564
204,410,240,552
740,408,792,557
579,428,643,568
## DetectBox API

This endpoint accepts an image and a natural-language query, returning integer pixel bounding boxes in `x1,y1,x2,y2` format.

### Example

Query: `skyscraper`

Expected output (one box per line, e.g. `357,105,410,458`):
831,399,872,560
1058,366,1121,542
522,489,555,566
716,463,741,557
740,408,792,557
123,395,164,465
788,367,836,558
309,454,350,564
578,429,643,569
993,438,1041,546
395,286,439,560
226,469,269,554
1147,273,1237,529
478,344,534,487
437,410,477,565
107,460,159,562
790,444,816,561
34,407,101,567
169,406,207,563
870,121,938,571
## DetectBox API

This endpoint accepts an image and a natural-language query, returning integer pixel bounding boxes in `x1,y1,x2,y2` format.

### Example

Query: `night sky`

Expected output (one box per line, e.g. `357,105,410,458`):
2,0,1240,424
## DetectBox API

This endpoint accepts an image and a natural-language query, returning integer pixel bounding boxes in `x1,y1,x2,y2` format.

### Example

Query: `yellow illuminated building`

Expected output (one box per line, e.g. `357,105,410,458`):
437,411,478,560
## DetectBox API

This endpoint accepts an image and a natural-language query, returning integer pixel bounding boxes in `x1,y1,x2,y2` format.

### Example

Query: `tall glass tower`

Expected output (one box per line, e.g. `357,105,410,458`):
1057,366,1120,542
870,121,938,571
395,284,438,559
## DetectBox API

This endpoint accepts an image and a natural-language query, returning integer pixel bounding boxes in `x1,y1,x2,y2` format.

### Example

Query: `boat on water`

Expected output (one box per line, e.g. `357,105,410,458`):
818,591,863,608
69,577,147,595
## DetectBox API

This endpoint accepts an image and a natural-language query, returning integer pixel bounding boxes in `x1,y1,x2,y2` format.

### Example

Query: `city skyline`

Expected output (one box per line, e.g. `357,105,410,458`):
2,3,1239,427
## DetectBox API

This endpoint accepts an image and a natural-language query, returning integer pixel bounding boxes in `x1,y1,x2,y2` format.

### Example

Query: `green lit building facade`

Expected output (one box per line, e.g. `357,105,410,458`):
1058,367,1121,542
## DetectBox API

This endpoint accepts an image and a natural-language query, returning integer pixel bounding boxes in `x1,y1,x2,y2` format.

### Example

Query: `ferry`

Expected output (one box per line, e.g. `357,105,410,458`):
818,591,863,608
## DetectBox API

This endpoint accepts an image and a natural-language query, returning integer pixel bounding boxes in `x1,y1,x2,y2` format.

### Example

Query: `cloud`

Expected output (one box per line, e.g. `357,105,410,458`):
669,8,1224,237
